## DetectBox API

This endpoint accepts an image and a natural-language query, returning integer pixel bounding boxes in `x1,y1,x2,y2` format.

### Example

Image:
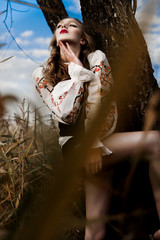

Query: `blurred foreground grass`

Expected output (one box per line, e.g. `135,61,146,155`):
0,98,63,228
0,97,86,240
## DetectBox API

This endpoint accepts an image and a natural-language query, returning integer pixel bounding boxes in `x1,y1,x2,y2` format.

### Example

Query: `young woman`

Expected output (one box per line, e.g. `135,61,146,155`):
33,18,160,240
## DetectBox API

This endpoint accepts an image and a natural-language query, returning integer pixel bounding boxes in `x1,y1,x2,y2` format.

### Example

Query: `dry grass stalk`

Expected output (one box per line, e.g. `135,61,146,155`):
0,98,60,228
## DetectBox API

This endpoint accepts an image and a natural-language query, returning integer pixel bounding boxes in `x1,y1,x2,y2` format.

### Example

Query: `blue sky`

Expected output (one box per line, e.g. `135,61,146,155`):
0,0,160,116
0,0,82,100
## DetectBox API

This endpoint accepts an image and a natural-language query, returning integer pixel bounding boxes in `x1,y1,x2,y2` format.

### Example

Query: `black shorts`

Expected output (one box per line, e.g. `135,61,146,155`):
62,137,80,160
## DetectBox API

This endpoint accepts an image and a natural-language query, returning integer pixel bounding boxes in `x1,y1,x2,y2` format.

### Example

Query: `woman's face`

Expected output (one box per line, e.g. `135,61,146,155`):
55,18,82,45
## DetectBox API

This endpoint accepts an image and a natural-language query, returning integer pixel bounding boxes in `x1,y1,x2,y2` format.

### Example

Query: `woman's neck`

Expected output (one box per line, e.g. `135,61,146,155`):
60,42,81,62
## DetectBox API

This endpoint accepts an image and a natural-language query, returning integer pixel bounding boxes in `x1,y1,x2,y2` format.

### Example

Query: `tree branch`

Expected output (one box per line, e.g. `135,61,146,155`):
36,0,68,33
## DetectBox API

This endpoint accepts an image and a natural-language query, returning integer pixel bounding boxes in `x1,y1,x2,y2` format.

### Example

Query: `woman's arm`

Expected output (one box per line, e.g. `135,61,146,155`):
56,44,117,136
85,50,118,174
32,64,95,124
86,50,117,141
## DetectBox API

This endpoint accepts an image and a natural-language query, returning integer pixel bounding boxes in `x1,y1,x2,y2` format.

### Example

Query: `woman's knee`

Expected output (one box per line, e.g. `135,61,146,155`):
94,228,106,240
144,131,160,156
85,225,106,240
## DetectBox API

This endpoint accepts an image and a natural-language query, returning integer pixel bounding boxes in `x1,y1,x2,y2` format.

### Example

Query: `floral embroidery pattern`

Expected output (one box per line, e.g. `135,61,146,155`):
100,61,112,97
100,104,116,138
89,58,117,136
65,106,78,123
35,86,41,96
35,74,85,124
91,60,113,98
37,77,47,89
63,86,84,123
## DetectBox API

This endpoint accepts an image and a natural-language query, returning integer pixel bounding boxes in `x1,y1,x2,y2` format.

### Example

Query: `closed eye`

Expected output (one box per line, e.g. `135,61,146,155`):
57,24,62,29
69,24,77,28
56,23,78,29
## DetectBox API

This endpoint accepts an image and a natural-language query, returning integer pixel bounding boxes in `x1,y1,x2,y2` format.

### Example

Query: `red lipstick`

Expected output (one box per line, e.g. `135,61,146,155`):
60,29,68,34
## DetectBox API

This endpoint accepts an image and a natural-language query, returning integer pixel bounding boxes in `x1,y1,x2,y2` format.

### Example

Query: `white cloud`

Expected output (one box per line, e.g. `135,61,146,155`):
0,49,50,117
137,0,144,10
135,0,160,85
136,0,159,33
0,49,38,95
144,32,160,84
150,24,160,33
0,32,8,42
144,32,160,62
67,0,81,14
153,14,160,26
14,36,51,48
144,33,160,49
20,30,34,38
1,81,19,90
15,37,31,46
0,46,50,101
29,49,49,59
0,44,49,63
34,37,51,47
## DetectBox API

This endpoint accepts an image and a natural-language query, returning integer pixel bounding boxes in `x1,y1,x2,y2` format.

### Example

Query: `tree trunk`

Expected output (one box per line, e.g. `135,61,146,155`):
36,0,68,33
80,0,159,131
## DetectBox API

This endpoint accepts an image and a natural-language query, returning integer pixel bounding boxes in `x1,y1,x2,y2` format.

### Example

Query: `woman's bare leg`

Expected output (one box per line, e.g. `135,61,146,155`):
85,173,113,240
104,130,160,239
102,130,160,167
149,154,160,239
85,130,160,240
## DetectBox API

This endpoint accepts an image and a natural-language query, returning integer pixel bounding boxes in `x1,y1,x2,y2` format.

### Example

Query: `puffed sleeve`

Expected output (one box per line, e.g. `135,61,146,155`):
32,65,95,124
85,50,118,155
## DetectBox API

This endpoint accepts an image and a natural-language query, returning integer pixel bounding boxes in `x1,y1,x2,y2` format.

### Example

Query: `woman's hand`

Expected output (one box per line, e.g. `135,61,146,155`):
85,148,103,175
58,41,83,66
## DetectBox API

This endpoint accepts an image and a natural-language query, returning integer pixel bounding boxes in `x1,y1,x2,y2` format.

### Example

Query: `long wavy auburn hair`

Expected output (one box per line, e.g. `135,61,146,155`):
43,18,95,87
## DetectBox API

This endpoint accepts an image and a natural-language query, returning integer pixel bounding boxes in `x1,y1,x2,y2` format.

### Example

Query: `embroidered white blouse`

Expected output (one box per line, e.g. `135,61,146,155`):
32,50,118,155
